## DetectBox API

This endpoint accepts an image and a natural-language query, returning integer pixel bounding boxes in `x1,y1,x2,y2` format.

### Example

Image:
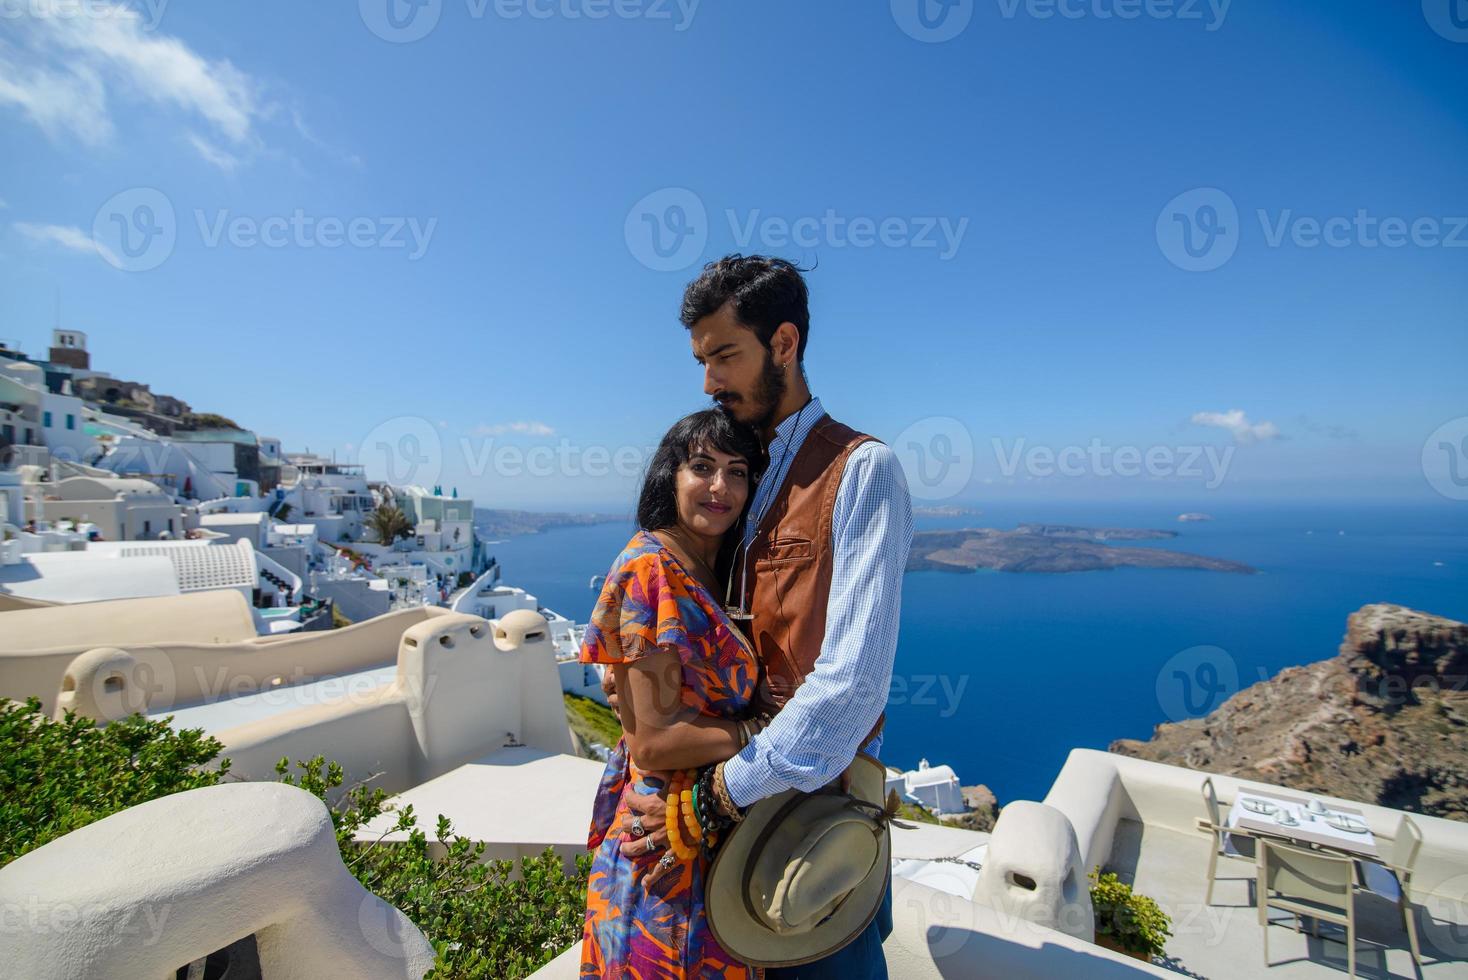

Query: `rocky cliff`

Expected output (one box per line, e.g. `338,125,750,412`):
1110,604,1468,820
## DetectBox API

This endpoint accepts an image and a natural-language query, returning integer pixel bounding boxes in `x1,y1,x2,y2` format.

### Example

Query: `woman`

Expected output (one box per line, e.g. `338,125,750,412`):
578,409,768,979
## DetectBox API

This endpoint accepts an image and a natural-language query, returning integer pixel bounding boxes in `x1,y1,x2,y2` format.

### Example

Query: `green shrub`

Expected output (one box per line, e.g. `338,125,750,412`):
1,699,589,979
1089,868,1171,958
276,755,590,978
0,696,229,866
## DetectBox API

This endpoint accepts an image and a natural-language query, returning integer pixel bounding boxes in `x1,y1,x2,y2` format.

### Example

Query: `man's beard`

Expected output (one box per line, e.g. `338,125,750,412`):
716,349,786,431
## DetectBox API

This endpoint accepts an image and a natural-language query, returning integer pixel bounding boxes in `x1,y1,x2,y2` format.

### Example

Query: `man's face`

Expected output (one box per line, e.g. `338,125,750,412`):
690,302,786,431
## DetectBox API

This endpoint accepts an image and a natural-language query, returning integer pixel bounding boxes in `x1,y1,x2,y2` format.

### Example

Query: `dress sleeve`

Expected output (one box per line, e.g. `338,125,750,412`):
578,550,698,666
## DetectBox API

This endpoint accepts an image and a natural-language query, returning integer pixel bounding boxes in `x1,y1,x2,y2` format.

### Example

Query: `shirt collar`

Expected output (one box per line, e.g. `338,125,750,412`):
767,396,823,454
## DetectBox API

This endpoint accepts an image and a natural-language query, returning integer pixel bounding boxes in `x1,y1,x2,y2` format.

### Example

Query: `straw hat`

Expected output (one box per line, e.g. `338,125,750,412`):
705,752,898,967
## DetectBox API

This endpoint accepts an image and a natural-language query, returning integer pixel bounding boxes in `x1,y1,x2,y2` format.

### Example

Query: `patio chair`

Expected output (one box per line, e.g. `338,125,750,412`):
1258,838,1361,977
1201,776,1257,904
1355,813,1423,971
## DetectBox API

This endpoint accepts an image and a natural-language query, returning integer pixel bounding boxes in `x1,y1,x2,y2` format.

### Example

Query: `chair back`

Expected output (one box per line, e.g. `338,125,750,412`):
1259,839,1352,910
1200,776,1223,827
1386,814,1423,873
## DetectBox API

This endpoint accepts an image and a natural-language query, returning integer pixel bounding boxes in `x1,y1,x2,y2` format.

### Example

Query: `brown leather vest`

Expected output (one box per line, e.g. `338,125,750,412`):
740,413,877,709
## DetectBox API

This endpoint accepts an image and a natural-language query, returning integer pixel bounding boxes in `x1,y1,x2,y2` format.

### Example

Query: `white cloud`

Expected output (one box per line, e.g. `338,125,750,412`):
14,221,120,266
0,1,259,154
472,421,557,437
1190,409,1280,444
187,132,241,173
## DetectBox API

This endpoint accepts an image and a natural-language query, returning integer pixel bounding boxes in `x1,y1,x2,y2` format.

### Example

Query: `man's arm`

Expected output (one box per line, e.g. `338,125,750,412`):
721,439,913,809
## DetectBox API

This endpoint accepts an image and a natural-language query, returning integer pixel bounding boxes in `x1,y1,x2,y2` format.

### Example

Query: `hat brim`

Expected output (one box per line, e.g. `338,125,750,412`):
705,752,891,968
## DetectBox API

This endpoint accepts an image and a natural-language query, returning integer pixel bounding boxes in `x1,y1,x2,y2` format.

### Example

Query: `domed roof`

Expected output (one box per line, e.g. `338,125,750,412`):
495,608,549,646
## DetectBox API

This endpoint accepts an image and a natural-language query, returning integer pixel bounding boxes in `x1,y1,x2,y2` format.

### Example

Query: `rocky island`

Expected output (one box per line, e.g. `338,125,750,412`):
474,508,625,538
1111,604,1468,821
906,523,1256,574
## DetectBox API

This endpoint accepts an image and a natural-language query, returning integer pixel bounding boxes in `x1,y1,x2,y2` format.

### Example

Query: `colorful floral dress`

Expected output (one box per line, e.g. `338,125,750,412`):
578,530,759,979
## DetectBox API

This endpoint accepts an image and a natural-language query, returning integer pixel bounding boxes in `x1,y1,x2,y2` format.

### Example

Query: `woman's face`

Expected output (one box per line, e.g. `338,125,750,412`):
675,442,751,539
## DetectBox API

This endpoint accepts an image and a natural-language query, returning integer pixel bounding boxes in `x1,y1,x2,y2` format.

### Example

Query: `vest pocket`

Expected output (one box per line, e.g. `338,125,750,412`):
755,536,814,566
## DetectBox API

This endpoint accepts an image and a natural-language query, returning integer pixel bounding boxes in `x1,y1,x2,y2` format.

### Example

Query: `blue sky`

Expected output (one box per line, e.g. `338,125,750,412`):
2,0,1465,510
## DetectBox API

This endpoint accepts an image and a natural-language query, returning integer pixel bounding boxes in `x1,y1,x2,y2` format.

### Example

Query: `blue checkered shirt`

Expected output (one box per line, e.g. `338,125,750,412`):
722,397,914,809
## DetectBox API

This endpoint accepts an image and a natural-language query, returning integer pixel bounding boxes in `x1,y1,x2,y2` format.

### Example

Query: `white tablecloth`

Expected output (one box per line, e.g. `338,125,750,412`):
1227,791,1377,854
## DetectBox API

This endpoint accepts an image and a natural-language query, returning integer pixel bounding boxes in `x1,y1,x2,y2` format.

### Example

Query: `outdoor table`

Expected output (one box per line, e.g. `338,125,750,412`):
1226,786,1380,860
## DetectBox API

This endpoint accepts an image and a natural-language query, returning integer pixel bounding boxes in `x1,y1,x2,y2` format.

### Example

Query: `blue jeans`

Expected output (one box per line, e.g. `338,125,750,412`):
764,878,892,980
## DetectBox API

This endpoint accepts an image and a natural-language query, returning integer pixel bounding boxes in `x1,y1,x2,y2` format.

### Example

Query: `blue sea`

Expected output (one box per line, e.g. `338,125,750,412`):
481,501,1468,805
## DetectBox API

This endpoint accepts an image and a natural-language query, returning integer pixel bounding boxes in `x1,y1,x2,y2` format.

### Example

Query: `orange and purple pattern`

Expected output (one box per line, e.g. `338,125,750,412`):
577,530,758,979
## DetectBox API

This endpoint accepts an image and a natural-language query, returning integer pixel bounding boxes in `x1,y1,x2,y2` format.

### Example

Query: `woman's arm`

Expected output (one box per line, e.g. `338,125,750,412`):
617,647,743,772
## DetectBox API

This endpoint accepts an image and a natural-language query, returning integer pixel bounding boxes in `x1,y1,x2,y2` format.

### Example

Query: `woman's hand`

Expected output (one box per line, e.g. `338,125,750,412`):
618,781,669,858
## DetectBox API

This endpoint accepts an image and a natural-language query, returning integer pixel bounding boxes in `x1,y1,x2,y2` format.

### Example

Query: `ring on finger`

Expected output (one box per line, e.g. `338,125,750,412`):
630,814,645,837
656,851,676,871
644,835,659,854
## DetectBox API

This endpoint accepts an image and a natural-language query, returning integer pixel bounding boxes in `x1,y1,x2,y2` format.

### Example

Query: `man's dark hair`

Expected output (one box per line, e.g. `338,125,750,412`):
636,409,766,578
680,254,811,364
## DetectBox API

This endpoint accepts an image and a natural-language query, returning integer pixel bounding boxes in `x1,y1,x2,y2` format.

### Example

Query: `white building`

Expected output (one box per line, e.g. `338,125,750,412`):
902,758,965,814
35,475,187,541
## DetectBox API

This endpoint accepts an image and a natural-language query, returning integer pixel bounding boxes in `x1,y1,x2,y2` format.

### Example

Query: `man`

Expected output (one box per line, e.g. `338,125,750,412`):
609,254,913,978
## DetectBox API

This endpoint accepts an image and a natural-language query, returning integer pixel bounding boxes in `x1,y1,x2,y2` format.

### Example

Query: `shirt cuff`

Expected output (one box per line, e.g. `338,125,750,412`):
722,744,785,811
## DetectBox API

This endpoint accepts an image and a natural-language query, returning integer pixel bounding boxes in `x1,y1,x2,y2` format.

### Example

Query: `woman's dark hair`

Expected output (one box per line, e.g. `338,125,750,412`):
680,254,812,364
636,409,766,586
